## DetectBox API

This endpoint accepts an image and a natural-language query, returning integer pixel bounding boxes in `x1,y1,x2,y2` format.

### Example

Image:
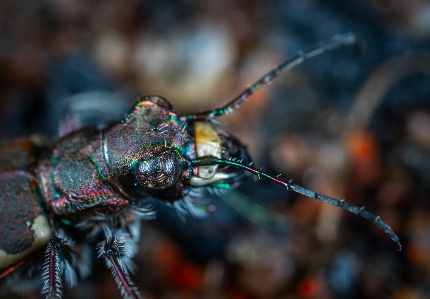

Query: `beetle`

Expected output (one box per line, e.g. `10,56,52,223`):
0,33,401,299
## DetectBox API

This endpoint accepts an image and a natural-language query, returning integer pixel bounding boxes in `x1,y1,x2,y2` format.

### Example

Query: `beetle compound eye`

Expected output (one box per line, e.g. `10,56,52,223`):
134,150,181,190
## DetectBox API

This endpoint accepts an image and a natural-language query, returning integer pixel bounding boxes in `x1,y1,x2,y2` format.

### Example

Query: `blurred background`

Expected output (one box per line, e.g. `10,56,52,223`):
1,0,430,298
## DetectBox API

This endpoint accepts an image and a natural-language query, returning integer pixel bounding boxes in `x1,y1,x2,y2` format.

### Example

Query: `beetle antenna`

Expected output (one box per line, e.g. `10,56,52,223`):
184,33,358,121
191,155,401,251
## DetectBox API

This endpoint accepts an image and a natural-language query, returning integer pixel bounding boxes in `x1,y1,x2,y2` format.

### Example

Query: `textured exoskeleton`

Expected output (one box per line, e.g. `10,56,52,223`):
0,95,251,299
0,137,52,277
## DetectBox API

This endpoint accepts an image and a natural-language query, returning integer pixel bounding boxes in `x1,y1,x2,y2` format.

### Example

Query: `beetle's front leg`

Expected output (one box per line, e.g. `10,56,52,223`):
98,228,142,299
41,233,89,299
41,236,69,299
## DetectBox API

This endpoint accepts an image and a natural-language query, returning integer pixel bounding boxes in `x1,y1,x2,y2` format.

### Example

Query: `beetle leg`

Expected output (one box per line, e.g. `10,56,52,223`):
41,233,86,299
41,237,66,299
98,228,142,299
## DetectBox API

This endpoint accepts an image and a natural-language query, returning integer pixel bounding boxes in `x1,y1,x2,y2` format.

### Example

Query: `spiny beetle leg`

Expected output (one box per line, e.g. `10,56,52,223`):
98,228,142,299
41,234,81,299
42,237,65,299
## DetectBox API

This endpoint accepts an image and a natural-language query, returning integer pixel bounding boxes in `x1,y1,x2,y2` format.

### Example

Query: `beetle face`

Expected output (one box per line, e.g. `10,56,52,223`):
133,149,182,190
103,95,252,202
103,95,194,202
130,146,193,202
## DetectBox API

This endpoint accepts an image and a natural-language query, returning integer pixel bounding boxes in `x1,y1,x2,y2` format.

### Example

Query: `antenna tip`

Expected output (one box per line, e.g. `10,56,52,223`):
338,33,357,44
396,243,402,252
336,33,363,55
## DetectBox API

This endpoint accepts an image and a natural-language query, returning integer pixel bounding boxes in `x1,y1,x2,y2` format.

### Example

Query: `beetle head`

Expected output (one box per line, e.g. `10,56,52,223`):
103,95,251,203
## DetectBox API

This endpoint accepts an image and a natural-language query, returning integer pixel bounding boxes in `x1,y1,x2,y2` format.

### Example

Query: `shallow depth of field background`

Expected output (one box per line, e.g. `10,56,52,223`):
1,0,430,298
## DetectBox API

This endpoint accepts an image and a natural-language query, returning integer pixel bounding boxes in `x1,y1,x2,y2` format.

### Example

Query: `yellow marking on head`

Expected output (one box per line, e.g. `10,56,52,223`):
194,121,222,179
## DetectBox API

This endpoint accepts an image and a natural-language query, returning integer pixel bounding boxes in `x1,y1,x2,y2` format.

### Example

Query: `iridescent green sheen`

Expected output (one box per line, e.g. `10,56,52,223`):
103,95,194,201
50,155,61,199
88,153,112,190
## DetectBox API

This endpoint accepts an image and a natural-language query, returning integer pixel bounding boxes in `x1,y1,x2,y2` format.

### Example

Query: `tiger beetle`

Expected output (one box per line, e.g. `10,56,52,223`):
0,33,401,299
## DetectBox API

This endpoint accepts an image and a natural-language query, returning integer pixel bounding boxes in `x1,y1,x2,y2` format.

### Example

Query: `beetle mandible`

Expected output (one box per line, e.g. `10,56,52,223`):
0,33,401,299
